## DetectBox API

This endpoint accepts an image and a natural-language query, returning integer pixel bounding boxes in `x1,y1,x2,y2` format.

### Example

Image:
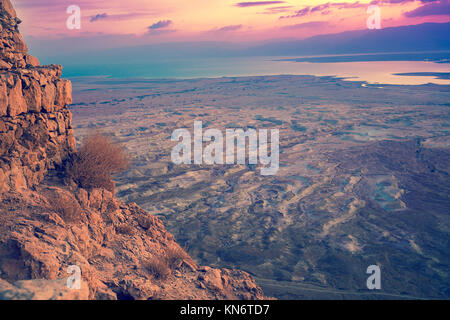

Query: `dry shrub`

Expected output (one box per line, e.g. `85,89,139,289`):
66,132,129,192
141,247,189,281
143,258,171,281
166,246,188,269
47,191,83,223
116,223,135,236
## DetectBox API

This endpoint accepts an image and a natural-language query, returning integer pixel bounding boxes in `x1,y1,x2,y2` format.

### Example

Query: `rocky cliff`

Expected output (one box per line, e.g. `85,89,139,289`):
0,0,74,196
0,0,266,300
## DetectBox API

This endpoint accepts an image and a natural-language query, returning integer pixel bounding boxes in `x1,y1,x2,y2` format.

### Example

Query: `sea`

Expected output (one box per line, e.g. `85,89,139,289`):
61,55,450,86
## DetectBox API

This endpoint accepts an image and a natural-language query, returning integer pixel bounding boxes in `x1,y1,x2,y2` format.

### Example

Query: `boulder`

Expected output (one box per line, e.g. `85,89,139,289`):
25,54,39,67
0,82,7,115
7,78,26,116
41,83,56,112
23,79,42,112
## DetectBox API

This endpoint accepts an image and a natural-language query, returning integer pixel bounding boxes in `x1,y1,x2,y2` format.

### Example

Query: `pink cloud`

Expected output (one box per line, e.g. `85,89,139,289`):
235,1,285,7
404,0,450,17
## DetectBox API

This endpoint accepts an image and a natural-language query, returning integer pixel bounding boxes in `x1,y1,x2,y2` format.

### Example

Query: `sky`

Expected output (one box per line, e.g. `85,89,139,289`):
13,0,450,44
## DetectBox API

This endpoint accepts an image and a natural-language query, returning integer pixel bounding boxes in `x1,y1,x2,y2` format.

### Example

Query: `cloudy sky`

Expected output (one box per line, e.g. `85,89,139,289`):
13,0,450,43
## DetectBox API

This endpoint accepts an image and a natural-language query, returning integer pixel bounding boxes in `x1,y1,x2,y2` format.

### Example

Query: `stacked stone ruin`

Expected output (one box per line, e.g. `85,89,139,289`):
0,0,75,195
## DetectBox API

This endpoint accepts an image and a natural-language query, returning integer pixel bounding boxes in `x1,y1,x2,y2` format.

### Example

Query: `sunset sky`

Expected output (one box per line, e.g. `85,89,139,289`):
13,0,450,43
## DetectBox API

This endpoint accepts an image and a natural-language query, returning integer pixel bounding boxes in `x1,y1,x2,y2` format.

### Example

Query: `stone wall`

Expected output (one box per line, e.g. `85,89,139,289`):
0,0,75,195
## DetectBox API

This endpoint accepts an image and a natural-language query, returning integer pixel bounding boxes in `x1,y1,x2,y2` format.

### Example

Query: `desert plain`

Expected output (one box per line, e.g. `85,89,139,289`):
69,74,450,299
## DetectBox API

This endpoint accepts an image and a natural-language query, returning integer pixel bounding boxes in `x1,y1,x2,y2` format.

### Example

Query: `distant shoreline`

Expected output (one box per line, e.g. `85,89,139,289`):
277,51,450,64
60,54,450,86
393,72,450,80
68,72,450,88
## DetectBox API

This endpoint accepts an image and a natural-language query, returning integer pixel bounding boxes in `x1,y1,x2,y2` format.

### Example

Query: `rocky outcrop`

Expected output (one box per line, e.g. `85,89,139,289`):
0,0,75,196
0,0,267,300
0,187,266,300
0,0,32,70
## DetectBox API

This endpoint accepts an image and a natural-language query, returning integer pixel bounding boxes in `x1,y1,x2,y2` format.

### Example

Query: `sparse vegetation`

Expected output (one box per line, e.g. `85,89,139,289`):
46,191,84,223
142,246,188,281
65,132,129,192
144,258,171,281
166,246,189,269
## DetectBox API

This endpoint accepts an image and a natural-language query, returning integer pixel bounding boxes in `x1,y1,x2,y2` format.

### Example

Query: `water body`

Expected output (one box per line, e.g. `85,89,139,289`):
62,56,450,85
